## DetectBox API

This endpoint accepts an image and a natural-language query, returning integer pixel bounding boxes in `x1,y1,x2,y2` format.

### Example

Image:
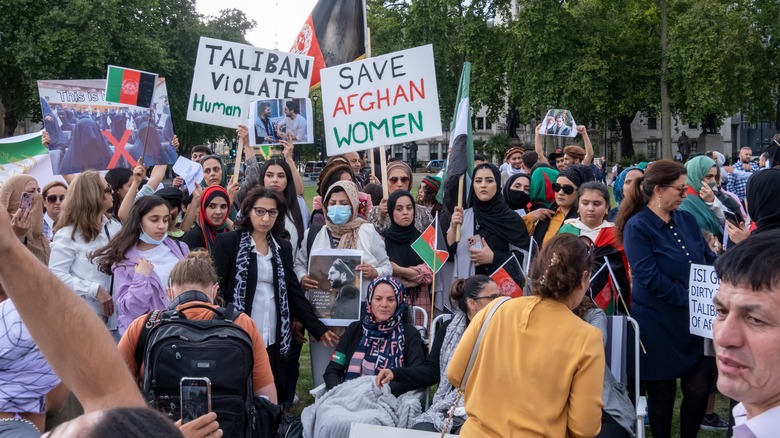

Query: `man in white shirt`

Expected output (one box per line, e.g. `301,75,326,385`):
276,100,307,142
42,181,67,240
713,233,780,437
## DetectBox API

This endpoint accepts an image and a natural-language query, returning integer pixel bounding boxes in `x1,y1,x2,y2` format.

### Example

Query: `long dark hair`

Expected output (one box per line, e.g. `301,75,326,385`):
615,160,686,240
258,158,304,247
91,196,170,274
236,186,288,239
105,167,132,218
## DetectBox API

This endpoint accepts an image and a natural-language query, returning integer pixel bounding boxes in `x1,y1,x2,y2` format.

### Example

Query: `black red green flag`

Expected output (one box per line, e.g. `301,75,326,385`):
105,65,157,108
410,214,449,273
290,0,367,89
490,254,526,298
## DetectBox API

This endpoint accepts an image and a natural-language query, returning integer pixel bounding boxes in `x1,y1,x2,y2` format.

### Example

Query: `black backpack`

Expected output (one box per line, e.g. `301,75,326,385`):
135,291,255,438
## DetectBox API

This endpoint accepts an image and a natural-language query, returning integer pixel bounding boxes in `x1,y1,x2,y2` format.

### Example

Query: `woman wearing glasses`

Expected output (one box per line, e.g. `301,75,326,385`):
49,171,122,337
91,196,189,335
524,164,594,248
42,181,67,241
368,160,432,233
615,160,716,438
212,187,340,399
375,275,501,434
447,163,529,279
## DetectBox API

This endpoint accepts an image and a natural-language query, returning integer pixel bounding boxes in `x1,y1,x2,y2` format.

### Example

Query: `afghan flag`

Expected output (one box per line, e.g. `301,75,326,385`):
0,131,61,187
490,254,526,298
437,63,474,213
105,65,157,108
410,213,449,273
573,227,632,315
290,0,367,89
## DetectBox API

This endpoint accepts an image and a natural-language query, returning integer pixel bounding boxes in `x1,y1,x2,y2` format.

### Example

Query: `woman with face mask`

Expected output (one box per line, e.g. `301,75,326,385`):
502,173,532,216
91,196,189,335
182,186,231,253
295,181,392,299
679,156,724,239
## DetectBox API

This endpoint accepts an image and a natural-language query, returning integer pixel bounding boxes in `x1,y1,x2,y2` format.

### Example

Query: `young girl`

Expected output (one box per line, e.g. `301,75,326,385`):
92,196,188,335
559,182,631,314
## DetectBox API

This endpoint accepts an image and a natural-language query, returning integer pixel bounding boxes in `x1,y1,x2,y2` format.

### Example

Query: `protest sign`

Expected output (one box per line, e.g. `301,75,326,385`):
187,37,314,129
307,249,363,327
689,263,719,339
37,79,175,174
320,44,442,155
540,109,577,138
248,98,313,147
172,156,203,194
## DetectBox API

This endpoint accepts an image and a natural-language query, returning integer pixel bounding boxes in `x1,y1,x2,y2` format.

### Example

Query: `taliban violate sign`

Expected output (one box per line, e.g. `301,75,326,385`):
187,37,314,129
320,44,442,155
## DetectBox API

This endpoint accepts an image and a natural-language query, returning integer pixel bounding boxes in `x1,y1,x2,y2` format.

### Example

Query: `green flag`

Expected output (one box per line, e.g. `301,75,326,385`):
437,62,474,212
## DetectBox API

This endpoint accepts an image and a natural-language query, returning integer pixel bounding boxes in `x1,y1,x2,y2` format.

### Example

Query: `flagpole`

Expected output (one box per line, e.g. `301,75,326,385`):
233,136,244,186
429,214,439,351
365,25,376,185
138,107,153,166
455,174,464,241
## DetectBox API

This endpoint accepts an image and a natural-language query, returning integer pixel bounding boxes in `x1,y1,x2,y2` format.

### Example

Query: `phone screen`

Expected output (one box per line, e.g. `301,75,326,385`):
180,377,211,423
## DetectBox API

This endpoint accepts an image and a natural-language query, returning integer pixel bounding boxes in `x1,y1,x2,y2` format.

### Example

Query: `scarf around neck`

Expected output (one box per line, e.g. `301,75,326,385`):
324,180,366,249
345,276,406,380
468,163,527,248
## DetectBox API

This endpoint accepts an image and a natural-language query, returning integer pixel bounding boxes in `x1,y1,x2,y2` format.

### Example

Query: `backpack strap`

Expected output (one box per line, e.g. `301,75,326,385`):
134,310,163,370
168,290,212,310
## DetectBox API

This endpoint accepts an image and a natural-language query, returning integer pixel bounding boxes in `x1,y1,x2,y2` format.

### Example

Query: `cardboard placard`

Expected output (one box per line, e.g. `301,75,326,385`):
320,45,442,155
307,249,363,327
187,37,314,128
689,263,718,339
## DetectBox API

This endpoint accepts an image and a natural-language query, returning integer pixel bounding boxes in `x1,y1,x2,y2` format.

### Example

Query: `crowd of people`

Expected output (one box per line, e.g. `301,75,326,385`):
0,120,779,438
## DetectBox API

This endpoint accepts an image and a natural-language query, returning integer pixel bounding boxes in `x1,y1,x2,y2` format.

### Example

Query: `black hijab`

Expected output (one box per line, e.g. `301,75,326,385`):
58,118,113,174
469,163,529,248
746,167,780,234
502,173,532,211
382,191,423,266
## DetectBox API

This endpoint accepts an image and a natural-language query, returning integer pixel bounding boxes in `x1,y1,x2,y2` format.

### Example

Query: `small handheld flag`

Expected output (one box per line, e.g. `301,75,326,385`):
105,65,158,108
490,254,526,298
411,213,449,274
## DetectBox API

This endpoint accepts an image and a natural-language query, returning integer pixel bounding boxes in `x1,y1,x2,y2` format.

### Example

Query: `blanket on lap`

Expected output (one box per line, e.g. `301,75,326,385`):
301,376,422,438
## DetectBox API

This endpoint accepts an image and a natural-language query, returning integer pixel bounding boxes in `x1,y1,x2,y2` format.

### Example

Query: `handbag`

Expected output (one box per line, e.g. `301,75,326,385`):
252,396,282,437
440,297,510,437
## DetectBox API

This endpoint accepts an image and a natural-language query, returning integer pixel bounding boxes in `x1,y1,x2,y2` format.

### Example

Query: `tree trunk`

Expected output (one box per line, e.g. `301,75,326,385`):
3,111,17,138
775,93,780,132
659,0,672,159
618,115,635,158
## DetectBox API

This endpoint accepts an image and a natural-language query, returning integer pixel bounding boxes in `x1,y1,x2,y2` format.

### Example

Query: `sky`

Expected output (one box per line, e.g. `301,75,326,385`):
195,0,318,51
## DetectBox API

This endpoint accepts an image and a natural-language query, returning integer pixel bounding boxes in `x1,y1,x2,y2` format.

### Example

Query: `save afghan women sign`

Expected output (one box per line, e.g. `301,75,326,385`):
188,37,314,129
320,44,442,156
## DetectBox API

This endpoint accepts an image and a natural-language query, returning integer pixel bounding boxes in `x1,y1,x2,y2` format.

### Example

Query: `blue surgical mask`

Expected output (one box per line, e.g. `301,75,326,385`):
327,205,352,225
139,230,166,246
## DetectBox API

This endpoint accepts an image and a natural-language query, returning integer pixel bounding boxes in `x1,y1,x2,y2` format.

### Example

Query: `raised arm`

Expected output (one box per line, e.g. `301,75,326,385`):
578,125,594,165
535,123,549,164
118,164,146,223
0,201,144,413
281,139,304,196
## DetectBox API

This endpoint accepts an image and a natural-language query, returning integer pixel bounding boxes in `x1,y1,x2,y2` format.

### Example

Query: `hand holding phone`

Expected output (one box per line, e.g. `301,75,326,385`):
19,192,33,213
468,236,483,251
180,377,211,424
724,211,739,226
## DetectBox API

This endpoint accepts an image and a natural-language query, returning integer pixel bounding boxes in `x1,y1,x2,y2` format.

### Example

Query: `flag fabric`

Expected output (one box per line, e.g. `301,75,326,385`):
437,62,474,213
0,131,64,187
411,214,449,273
105,65,157,108
490,254,526,298
290,0,367,89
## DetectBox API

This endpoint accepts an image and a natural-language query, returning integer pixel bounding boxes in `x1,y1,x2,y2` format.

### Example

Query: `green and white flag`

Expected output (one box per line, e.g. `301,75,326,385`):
0,131,62,186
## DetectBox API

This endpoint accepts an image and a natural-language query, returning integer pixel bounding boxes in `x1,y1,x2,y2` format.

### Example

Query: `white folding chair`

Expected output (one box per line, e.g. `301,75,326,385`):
606,315,646,438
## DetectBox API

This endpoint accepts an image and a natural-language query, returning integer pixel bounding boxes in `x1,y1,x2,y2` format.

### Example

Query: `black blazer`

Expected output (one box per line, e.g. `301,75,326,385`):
212,230,328,342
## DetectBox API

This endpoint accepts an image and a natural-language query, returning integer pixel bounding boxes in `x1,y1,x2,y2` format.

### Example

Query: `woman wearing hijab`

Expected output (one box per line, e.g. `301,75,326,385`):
309,160,372,228
212,187,339,399
40,98,69,152
200,153,239,220
727,167,780,244
0,175,50,265
182,185,230,252
679,155,724,239
59,118,113,174
608,166,645,221
323,276,425,392
296,181,392,298
503,173,532,216
447,163,530,279
368,160,432,234
382,191,433,324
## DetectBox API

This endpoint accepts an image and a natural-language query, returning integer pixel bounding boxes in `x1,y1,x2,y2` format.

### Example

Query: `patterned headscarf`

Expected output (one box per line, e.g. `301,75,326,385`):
345,276,407,380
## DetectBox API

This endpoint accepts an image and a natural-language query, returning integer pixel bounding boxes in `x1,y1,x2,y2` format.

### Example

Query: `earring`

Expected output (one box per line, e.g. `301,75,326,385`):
657,198,662,209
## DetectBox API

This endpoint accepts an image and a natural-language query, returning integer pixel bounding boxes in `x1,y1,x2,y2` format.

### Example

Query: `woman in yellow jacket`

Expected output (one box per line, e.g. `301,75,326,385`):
448,233,606,437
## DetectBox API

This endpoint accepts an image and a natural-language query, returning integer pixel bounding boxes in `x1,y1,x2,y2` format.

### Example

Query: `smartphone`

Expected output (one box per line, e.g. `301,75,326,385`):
19,192,33,212
180,377,211,423
467,236,483,251
724,211,739,226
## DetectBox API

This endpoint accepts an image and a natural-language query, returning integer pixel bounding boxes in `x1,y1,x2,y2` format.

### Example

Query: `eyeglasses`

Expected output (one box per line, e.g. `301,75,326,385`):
46,194,66,203
389,176,410,184
104,185,114,194
472,293,502,301
552,183,576,195
253,207,279,218
664,184,687,195
202,154,222,162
